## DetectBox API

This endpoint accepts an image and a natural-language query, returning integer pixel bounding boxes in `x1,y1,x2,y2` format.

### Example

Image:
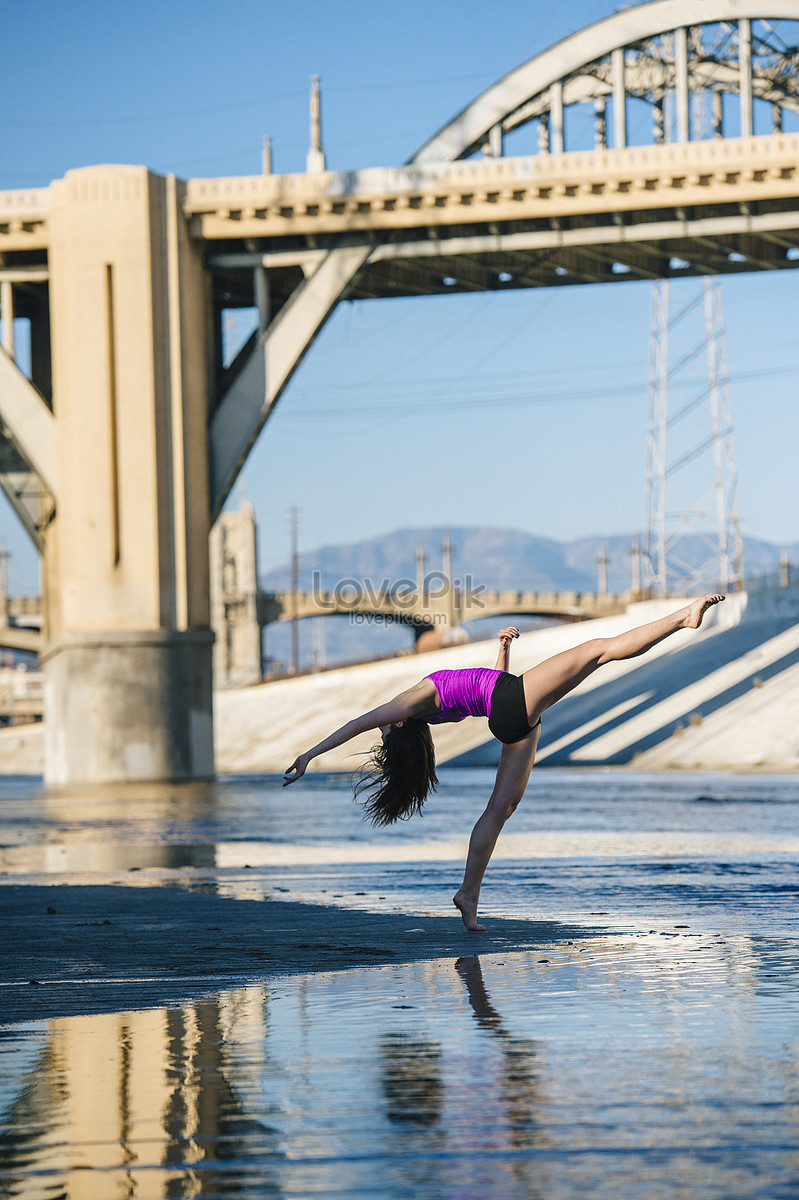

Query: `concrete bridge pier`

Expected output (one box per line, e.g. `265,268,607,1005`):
44,165,214,785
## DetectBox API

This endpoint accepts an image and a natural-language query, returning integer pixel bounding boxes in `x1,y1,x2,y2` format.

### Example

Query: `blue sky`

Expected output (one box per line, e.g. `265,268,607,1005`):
2,0,798,591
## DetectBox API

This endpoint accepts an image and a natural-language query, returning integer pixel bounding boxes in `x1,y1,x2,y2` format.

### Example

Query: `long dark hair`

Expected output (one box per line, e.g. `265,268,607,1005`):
355,719,438,826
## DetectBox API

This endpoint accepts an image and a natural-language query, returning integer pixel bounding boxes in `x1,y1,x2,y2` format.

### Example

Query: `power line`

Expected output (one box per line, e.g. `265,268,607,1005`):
278,363,799,423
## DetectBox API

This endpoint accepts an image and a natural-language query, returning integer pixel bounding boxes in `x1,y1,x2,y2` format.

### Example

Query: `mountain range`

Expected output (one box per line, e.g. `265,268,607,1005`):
260,525,795,596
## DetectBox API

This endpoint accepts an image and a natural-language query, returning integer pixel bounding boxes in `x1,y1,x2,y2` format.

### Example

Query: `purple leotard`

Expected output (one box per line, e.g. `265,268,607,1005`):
425,668,503,724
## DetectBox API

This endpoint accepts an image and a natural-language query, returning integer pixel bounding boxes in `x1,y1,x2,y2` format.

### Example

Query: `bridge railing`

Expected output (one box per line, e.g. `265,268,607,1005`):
257,586,641,624
0,187,50,219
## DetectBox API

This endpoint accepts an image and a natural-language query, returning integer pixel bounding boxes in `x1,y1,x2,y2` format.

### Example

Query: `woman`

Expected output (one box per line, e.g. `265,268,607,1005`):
284,594,724,931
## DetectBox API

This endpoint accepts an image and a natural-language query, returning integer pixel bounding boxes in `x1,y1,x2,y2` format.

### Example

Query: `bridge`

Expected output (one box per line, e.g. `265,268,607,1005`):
0,582,634,676
1,0,798,783
210,504,642,683
259,587,634,630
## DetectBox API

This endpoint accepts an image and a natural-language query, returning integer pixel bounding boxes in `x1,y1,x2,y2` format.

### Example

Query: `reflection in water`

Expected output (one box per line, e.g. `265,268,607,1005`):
457,953,513,1031
372,958,548,1200
4,945,799,1198
454,954,548,1199
456,954,544,1153
380,1033,443,1126
0,990,282,1198
6,769,799,1197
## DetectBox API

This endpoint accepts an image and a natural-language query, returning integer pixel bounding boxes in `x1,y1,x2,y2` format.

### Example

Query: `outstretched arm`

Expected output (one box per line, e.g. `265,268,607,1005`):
494,626,519,672
283,679,436,785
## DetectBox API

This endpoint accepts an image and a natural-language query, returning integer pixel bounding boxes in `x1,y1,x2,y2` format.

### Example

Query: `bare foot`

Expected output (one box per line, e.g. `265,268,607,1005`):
681,593,725,630
453,890,485,932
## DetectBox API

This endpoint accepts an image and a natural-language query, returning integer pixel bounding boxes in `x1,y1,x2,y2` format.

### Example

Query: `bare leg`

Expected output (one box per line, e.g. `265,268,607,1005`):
453,726,540,931
521,594,724,726
454,595,722,932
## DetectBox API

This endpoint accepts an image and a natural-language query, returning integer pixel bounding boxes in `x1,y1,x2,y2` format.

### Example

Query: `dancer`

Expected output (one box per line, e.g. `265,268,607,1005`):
284,595,724,930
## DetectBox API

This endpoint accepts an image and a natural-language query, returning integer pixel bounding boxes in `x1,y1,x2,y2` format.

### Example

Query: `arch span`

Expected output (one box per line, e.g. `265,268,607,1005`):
414,0,799,162
209,1,799,515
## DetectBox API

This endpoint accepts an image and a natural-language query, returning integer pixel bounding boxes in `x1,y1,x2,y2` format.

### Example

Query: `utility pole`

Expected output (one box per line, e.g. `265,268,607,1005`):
310,619,325,672
630,539,643,596
415,541,428,602
0,541,7,628
289,506,299,674
779,549,792,589
596,543,609,596
441,533,457,629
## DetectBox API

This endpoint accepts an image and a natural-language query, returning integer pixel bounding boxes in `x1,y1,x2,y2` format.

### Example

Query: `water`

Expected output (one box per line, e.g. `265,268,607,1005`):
3,768,799,1198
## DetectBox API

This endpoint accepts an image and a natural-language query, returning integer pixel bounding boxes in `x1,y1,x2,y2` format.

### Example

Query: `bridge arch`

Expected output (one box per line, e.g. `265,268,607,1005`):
413,0,799,162
210,0,799,515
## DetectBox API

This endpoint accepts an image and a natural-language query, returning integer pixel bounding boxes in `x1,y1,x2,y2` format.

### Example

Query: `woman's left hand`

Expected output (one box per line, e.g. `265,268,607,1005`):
497,626,520,646
283,752,311,786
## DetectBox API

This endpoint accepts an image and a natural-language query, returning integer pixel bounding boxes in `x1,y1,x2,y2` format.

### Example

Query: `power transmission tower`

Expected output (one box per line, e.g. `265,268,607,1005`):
644,276,744,597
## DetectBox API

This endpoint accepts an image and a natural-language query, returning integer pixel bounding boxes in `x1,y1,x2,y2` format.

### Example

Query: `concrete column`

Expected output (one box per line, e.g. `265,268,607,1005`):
594,97,607,149
46,165,214,784
675,27,690,143
612,48,626,149
549,80,564,154
488,122,503,157
739,19,753,138
653,93,665,144
712,90,724,139
0,544,7,627
1,280,14,358
44,629,214,782
254,265,270,337
209,503,262,688
537,113,549,154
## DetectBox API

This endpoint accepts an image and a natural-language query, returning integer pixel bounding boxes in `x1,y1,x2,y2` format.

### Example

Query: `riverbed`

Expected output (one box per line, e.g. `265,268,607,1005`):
2,768,799,1198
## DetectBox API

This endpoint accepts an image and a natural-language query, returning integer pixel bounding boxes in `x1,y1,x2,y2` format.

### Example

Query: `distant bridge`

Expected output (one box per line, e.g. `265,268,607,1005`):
0,578,638,659
258,587,639,631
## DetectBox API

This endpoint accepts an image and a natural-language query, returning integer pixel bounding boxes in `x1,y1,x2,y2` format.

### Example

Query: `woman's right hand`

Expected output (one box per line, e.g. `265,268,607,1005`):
497,626,520,646
283,753,311,786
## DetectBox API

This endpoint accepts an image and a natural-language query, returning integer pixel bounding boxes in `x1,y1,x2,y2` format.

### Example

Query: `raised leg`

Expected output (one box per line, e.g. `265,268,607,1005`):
453,726,541,931
521,594,724,726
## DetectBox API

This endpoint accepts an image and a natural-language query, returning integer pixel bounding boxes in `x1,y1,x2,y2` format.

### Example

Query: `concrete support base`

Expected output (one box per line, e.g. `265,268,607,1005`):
43,630,214,785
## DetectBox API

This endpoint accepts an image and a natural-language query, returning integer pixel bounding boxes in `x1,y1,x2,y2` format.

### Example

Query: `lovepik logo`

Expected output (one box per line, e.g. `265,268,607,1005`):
310,571,486,611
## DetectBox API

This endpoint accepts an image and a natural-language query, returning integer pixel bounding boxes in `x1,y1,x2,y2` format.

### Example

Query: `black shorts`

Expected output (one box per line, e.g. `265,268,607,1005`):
488,672,540,744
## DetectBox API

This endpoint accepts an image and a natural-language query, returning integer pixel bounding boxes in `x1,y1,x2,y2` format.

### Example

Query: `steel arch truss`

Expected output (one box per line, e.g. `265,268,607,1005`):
414,0,799,160
191,3,799,513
